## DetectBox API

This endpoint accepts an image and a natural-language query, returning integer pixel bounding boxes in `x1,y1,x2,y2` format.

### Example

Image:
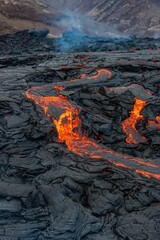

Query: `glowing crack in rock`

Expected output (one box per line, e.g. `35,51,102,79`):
148,116,160,130
121,98,148,144
26,69,160,180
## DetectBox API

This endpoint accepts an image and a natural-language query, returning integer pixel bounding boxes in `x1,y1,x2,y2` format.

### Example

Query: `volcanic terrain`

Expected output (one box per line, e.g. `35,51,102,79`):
0,29,160,239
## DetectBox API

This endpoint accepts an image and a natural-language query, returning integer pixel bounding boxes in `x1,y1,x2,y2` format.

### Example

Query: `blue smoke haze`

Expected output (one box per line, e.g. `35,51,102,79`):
49,2,131,51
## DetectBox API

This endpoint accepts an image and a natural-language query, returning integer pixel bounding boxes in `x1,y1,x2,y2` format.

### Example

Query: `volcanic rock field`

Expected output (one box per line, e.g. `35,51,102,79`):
0,29,160,239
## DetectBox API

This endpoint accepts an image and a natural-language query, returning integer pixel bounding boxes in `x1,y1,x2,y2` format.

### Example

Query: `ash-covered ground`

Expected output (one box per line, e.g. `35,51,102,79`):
0,29,160,240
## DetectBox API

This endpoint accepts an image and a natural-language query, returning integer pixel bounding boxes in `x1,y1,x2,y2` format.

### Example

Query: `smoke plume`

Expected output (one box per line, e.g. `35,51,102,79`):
50,1,130,51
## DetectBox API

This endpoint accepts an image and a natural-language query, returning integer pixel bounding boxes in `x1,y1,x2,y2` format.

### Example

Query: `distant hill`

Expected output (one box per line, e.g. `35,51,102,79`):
59,0,160,38
0,0,160,38
0,0,64,36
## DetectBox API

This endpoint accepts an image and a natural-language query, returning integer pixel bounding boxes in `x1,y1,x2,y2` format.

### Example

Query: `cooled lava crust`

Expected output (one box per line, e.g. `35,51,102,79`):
0,30,160,240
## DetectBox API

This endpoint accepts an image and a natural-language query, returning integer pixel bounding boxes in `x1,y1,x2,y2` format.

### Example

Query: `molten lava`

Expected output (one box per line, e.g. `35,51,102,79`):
26,69,112,153
71,69,112,82
122,98,147,144
26,91,83,151
26,69,160,180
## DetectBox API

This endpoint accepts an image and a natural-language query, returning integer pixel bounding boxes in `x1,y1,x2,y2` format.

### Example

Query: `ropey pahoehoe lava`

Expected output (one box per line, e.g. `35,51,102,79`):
26,69,160,180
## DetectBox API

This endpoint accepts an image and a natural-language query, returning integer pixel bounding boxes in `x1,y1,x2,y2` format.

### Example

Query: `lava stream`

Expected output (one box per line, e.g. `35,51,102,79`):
26,69,160,180
122,98,148,144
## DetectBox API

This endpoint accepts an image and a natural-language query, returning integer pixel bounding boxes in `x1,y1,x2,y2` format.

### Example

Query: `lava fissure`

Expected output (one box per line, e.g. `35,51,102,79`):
148,116,160,130
26,69,160,180
121,98,148,144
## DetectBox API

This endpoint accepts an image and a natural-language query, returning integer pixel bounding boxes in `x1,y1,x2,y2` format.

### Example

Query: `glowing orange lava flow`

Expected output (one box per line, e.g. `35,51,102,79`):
26,70,160,180
122,98,148,144
26,69,112,152
70,69,112,82
26,91,82,150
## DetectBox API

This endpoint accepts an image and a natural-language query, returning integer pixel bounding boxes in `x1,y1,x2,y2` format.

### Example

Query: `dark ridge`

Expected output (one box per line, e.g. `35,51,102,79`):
1,28,160,56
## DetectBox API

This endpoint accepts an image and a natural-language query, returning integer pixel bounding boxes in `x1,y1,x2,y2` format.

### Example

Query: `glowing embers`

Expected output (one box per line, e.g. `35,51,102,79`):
53,86,64,91
122,98,148,145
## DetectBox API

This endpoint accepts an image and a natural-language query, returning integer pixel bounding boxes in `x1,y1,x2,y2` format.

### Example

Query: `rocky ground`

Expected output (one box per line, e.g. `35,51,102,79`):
0,30,160,239
1,29,160,55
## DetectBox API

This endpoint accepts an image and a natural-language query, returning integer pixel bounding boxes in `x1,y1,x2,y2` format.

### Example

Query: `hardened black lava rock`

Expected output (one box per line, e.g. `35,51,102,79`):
0,30,159,239
1,28,160,56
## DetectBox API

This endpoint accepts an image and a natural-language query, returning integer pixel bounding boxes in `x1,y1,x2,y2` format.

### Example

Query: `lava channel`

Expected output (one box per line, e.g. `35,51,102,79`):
122,98,148,144
26,69,160,180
